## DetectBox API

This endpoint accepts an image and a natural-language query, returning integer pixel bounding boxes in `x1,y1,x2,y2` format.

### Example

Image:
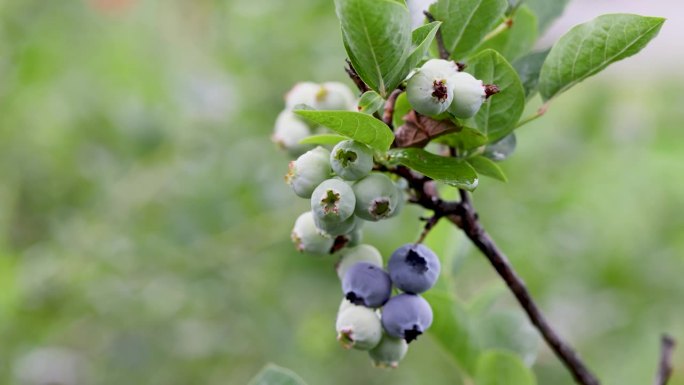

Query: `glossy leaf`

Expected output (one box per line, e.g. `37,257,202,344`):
476,5,538,62
336,0,412,97
513,50,549,99
392,92,412,129
474,350,537,385
294,110,394,151
299,134,348,146
406,21,442,71
483,133,517,161
424,290,481,374
466,49,525,143
357,90,385,115
539,14,665,101
467,156,507,182
429,0,508,59
474,311,540,367
524,0,570,33
388,148,478,190
433,126,488,152
248,364,308,385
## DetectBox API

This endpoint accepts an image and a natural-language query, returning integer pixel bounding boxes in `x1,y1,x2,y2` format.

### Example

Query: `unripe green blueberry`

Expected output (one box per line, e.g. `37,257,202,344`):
291,211,334,254
352,173,400,221
330,140,374,181
285,82,320,110
285,147,332,198
336,244,383,280
272,110,313,157
315,82,357,111
406,59,459,116
311,179,356,223
336,304,382,350
448,71,486,119
368,334,409,368
313,213,358,237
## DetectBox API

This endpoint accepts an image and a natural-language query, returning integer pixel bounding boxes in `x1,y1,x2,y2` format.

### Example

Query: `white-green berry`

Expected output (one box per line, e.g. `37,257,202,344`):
330,140,374,181
406,59,459,116
315,82,356,111
336,304,382,350
285,81,320,110
352,173,400,221
285,146,332,198
313,213,358,237
368,334,409,368
448,71,486,119
336,244,383,280
291,211,334,254
272,110,313,157
311,179,356,223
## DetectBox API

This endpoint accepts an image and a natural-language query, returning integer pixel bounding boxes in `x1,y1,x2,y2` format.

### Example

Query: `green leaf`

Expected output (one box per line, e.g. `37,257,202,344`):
539,14,665,101
335,0,412,97
357,91,385,115
474,312,540,366
424,290,481,374
248,364,308,385
433,126,488,152
405,21,442,71
474,350,537,385
429,0,508,59
388,148,478,190
467,156,507,182
513,49,549,99
392,92,411,129
466,49,525,143
299,134,347,146
476,5,538,62
524,0,570,33
294,110,394,151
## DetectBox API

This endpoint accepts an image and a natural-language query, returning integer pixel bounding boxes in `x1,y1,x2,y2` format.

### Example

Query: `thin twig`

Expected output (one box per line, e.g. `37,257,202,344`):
516,102,549,128
654,335,676,385
381,164,602,385
416,214,442,244
424,11,450,60
344,59,369,93
383,89,403,129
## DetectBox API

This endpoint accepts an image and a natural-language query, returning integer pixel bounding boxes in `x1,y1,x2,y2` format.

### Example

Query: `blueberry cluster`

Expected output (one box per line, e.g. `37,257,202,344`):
335,243,440,367
406,59,488,119
271,82,357,157
288,138,403,253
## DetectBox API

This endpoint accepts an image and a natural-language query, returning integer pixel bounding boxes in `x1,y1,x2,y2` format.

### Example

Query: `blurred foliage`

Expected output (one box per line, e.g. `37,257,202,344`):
0,1,682,385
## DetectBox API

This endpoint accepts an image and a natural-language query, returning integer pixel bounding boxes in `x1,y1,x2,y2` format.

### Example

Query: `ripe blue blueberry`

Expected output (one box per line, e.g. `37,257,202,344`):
311,179,356,223
285,146,332,198
336,304,382,350
352,173,400,221
290,211,334,254
336,244,383,280
381,294,433,343
330,140,374,181
342,262,392,308
368,334,409,368
387,243,440,294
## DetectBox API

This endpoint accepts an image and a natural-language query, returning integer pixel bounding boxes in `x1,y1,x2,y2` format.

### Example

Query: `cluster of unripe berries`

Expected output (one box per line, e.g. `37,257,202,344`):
272,82,356,157
406,58,489,118
335,243,440,367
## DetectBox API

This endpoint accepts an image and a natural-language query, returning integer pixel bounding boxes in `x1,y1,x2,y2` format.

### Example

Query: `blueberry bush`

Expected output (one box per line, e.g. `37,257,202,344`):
256,0,671,384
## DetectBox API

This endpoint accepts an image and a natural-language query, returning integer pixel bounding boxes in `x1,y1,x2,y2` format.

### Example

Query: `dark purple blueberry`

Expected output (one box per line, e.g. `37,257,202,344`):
381,294,433,343
387,244,440,294
342,262,392,308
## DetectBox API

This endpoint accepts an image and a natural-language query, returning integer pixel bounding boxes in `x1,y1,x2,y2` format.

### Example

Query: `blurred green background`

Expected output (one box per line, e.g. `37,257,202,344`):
0,0,682,384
